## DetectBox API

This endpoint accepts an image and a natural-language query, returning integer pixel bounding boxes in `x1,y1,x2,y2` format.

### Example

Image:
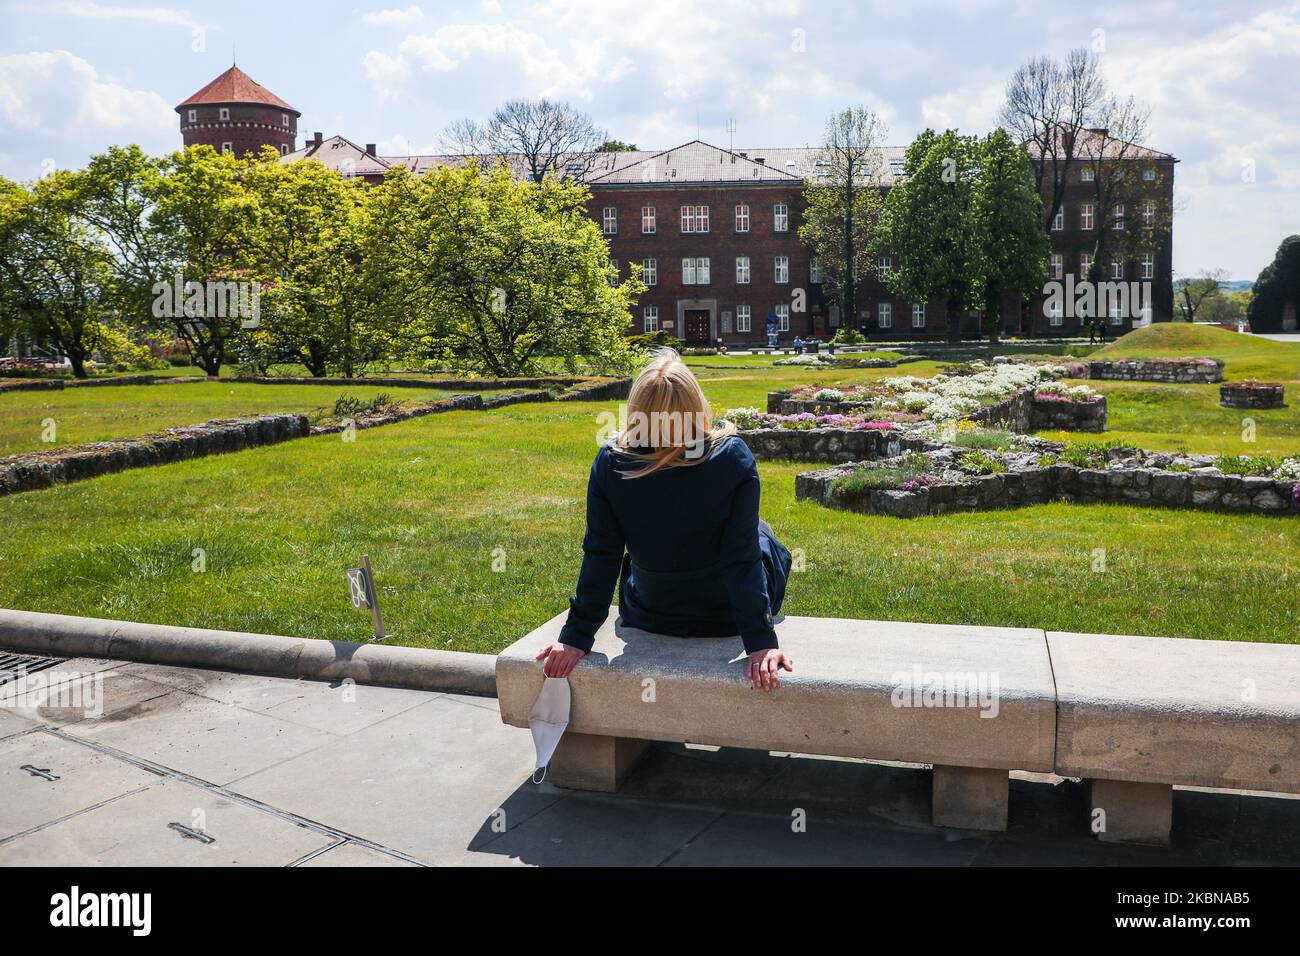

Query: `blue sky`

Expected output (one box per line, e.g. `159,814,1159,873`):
2,0,1298,279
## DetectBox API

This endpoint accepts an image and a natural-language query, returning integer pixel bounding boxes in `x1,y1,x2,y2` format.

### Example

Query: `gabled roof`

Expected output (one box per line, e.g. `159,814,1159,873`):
1025,126,1176,162
281,135,390,177
586,140,804,185
177,66,298,113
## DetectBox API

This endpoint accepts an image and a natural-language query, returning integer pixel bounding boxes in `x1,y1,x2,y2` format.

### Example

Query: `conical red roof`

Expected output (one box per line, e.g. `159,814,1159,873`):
177,66,298,113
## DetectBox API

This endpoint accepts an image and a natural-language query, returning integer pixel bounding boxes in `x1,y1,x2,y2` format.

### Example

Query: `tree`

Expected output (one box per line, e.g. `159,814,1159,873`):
797,106,886,334
366,162,644,376
77,144,259,376
874,129,982,342
971,129,1051,343
1000,48,1106,232
1174,270,1227,323
444,99,608,183
596,140,638,152
241,152,383,377
0,173,121,378
1248,236,1300,333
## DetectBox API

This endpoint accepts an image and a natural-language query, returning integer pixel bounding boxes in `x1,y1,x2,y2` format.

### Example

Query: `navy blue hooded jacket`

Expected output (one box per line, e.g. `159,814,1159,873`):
557,435,789,655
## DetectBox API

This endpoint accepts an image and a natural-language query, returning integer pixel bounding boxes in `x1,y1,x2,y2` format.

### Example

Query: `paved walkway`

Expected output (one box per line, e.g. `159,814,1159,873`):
2,655,1297,866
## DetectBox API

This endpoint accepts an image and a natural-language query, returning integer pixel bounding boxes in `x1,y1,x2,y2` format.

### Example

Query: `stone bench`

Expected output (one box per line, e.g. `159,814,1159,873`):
1048,631,1300,845
497,611,1057,832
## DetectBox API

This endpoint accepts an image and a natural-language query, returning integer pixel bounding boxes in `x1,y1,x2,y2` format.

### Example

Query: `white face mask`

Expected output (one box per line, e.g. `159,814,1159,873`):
528,676,571,783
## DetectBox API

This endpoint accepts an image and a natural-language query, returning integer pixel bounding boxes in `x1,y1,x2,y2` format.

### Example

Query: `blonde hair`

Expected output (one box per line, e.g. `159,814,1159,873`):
614,347,736,478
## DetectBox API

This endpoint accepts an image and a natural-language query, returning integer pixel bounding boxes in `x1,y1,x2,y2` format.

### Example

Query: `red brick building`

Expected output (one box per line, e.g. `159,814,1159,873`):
178,66,1176,344
176,66,299,159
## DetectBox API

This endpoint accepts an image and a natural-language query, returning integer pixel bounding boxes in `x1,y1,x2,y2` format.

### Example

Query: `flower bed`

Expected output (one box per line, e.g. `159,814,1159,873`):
1087,357,1224,384
795,444,1300,518
1219,381,1286,409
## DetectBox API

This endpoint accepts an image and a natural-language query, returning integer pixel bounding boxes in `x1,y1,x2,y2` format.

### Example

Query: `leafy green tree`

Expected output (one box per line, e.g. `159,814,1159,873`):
0,174,121,378
798,107,886,333
596,140,638,152
241,152,383,377
874,129,981,341
1248,236,1300,333
367,162,643,376
1175,270,1227,323
971,129,1050,343
76,145,257,376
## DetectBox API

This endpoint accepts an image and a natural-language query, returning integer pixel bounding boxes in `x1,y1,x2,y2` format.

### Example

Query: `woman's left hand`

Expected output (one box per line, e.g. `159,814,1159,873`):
746,648,794,692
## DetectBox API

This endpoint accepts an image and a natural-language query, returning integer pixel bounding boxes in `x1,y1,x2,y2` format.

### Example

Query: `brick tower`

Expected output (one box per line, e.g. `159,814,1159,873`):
176,65,300,158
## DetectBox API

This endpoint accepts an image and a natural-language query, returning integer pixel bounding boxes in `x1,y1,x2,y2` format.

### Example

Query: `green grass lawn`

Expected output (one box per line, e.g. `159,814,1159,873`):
1,324,1297,652
0,382,480,457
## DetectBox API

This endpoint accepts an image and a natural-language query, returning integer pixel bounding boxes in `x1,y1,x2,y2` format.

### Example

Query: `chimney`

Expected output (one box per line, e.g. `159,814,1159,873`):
313,131,323,147
365,143,377,157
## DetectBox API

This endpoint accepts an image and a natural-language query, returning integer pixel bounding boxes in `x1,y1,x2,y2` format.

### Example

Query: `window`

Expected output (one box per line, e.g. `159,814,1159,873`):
774,256,789,284
878,302,892,330
736,256,750,284
279,144,288,156
1052,206,1064,231
1050,254,1063,280
736,304,752,333
1048,299,1063,326
602,207,617,235
773,203,789,232
809,258,823,284
1143,168,1157,181
1112,204,1125,230
642,258,657,286
911,303,926,329
1140,253,1154,280
681,205,710,233
1110,300,1124,325
735,204,750,232
641,206,656,234
1080,203,1094,230
1081,167,1095,183
643,306,660,333
878,255,891,275
221,142,233,154
187,109,196,123
682,257,710,285
219,107,230,121
1080,253,1094,277
282,114,290,127
1143,201,1155,226
775,304,790,331
1110,257,1124,280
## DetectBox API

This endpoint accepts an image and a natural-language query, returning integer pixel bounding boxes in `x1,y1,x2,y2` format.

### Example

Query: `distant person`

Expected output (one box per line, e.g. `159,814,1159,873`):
536,348,794,692
716,337,728,355
1087,319,1098,345
1098,322,1108,343
793,335,804,355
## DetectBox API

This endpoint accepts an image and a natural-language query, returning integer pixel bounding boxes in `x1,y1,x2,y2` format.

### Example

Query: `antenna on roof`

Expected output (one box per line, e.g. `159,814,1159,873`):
726,118,736,152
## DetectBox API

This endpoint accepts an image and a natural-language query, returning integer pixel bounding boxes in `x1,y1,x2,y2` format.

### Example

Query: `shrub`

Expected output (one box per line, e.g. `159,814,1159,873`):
1060,439,1127,469
831,328,866,345
627,331,686,352
956,450,1008,475
813,388,845,402
831,453,934,500
331,393,397,419
952,429,1016,452
1214,454,1282,476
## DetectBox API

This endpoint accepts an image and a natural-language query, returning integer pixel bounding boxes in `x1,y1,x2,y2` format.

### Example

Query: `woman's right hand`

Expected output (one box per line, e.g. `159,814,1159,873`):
746,648,794,692
536,643,586,678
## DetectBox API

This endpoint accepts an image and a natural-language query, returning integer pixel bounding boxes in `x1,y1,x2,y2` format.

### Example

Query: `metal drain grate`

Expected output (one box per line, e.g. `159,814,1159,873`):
0,653,65,688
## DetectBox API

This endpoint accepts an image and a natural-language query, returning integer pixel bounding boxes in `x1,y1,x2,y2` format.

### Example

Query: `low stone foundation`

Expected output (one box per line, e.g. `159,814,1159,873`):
795,456,1298,518
737,427,934,464
765,387,1106,434
1220,382,1285,409
1087,358,1224,383
0,413,310,496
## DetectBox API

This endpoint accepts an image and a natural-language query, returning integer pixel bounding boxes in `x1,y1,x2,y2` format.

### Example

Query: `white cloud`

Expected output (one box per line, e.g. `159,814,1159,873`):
360,5,425,27
0,50,174,177
362,50,414,103
39,1,205,30
919,81,1004,133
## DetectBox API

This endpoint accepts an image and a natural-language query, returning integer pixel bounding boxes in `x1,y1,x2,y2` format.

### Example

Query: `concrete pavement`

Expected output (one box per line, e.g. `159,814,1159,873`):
2,654,1299,866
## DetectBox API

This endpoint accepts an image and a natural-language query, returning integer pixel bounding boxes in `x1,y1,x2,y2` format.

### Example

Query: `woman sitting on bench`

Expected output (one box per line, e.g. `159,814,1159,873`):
536,348,794,692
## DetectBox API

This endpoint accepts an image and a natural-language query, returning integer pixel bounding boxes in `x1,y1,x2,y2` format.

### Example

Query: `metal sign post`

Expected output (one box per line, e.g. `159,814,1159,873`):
346,554,387,642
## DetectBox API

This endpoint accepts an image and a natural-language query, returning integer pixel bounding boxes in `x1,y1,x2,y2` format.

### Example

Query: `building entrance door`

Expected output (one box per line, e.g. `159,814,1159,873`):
683,309,711,344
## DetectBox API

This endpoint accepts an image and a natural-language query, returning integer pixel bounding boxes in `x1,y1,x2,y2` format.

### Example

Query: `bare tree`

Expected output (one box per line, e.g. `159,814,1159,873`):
798,107,887,333
999,48,1105,232
443,99,608,183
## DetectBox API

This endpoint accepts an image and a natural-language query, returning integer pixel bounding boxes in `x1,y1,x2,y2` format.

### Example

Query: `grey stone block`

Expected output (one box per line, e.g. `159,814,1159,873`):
932,764,1009,831
1087,778,1172,846
549,732,650,792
